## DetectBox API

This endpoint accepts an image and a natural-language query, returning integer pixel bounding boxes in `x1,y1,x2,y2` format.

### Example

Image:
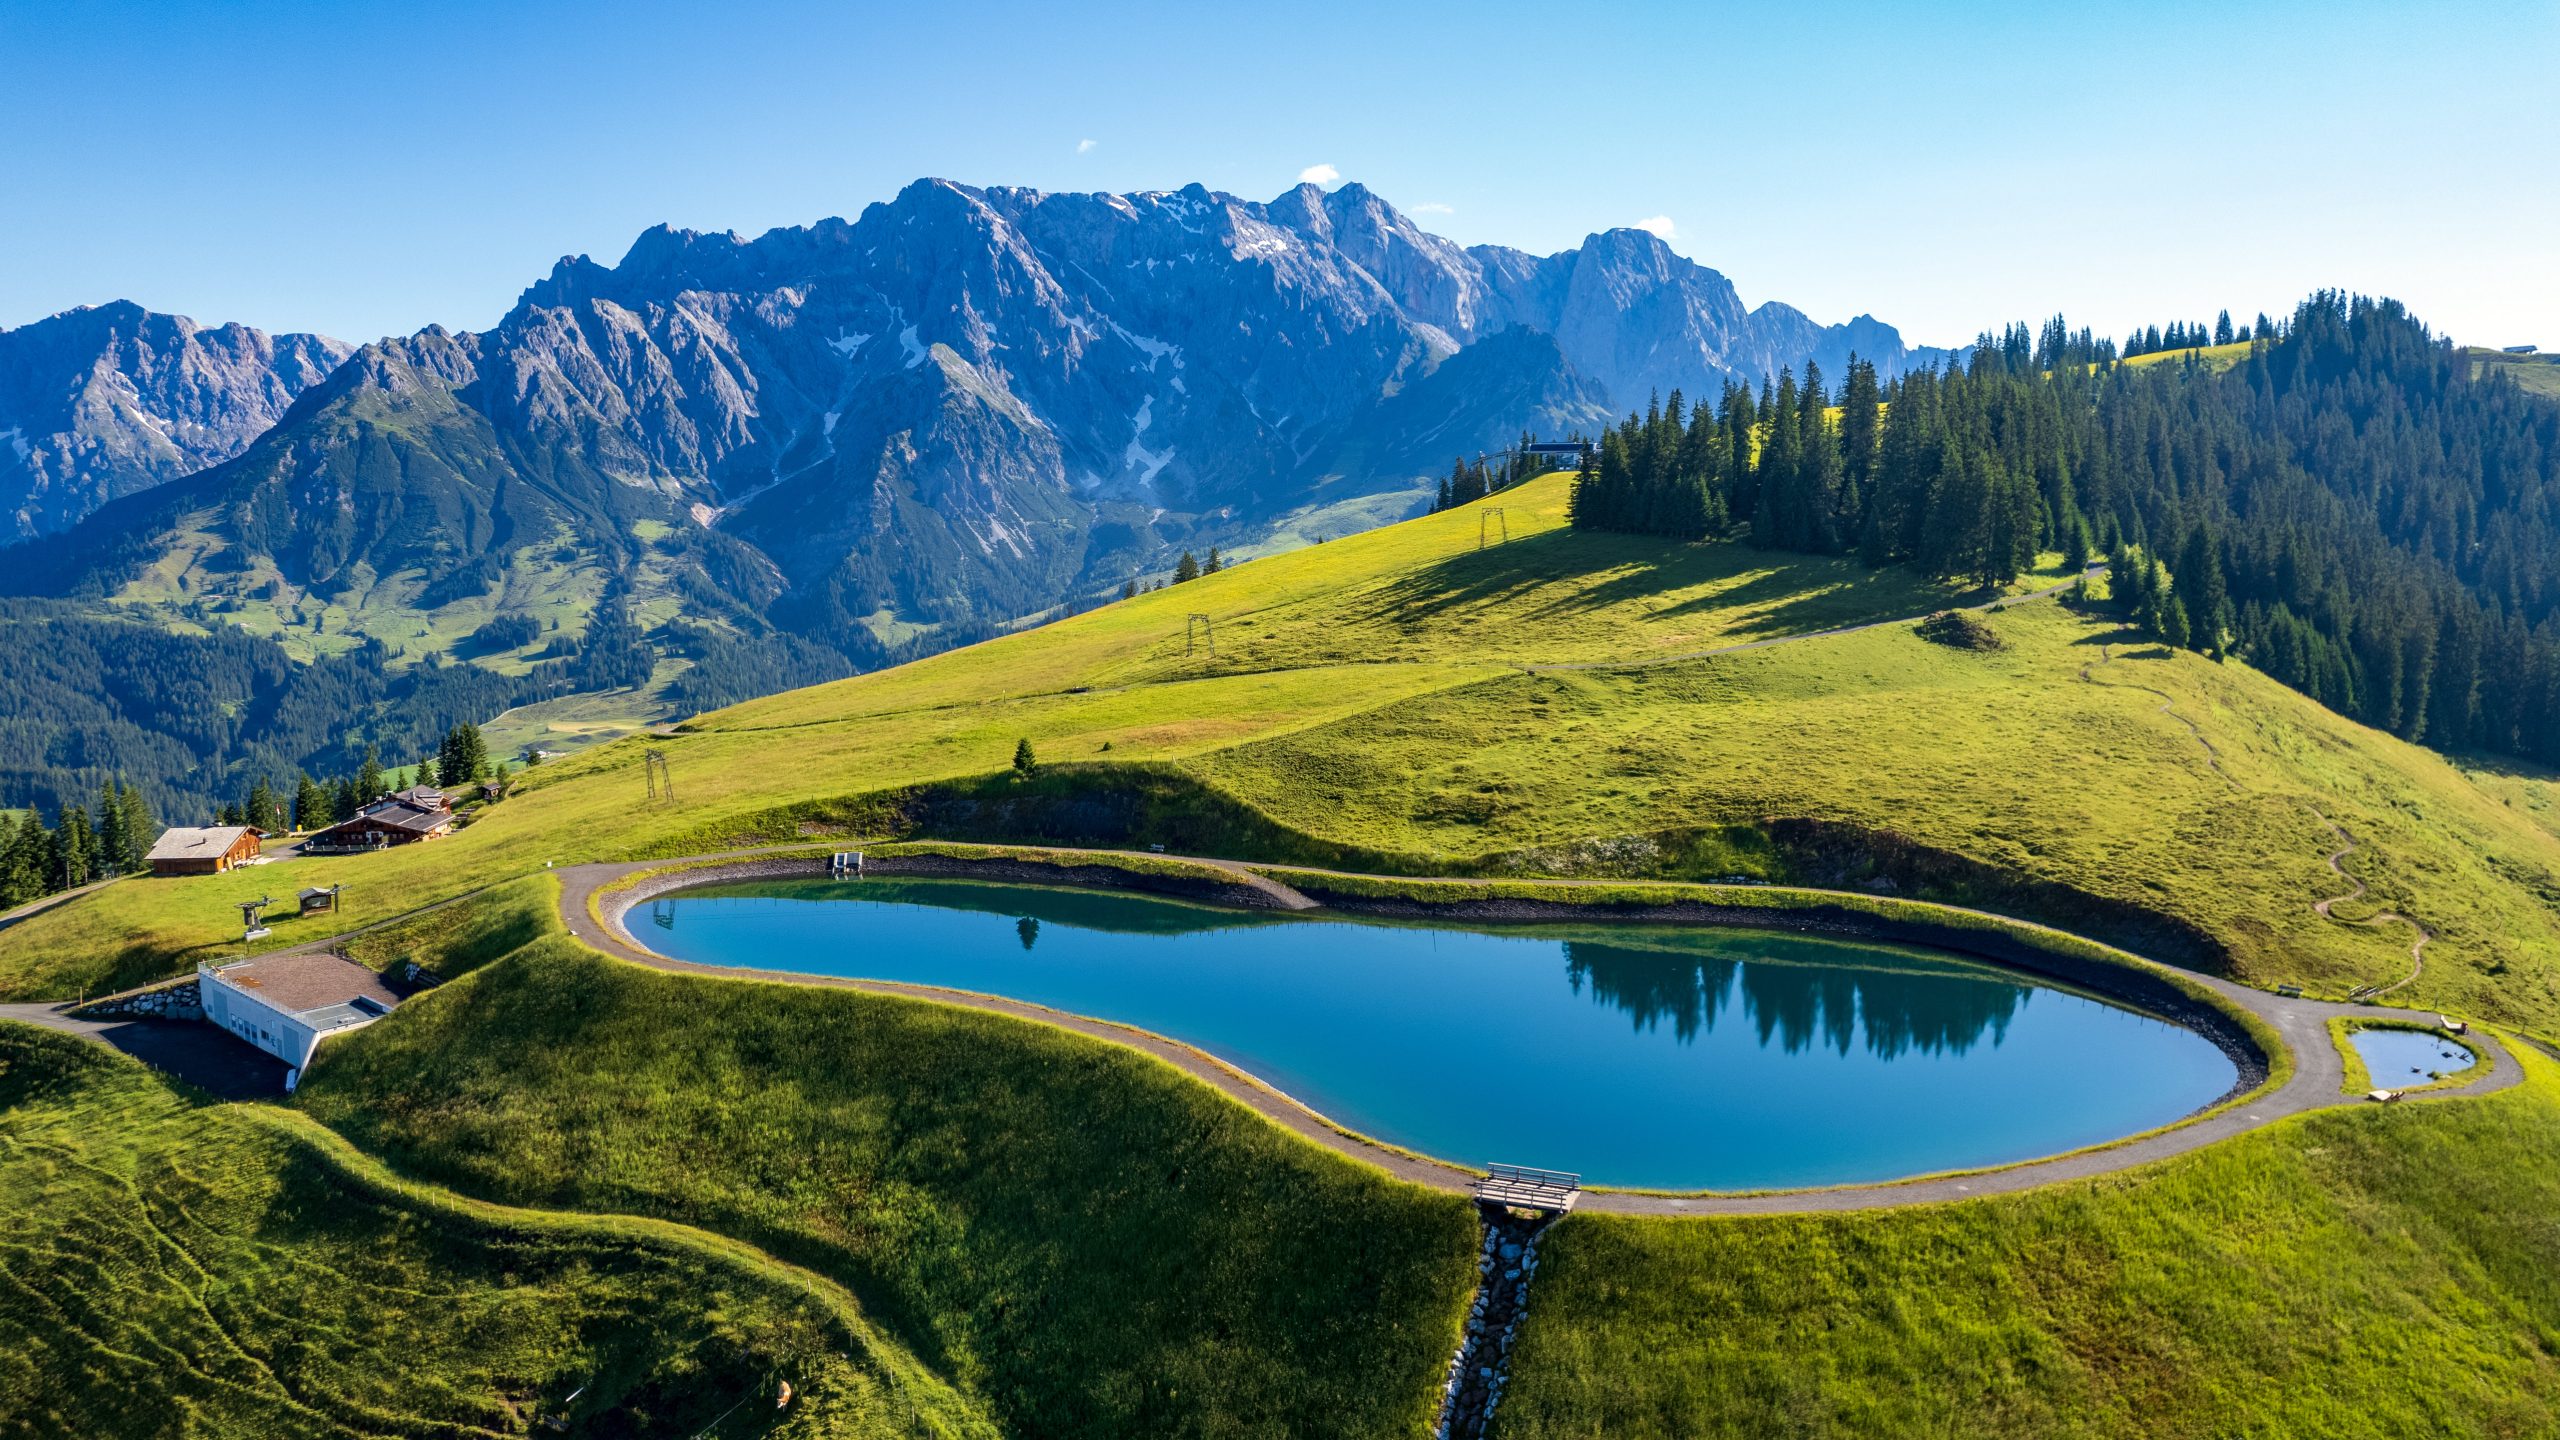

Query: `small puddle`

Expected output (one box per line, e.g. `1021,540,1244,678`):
2350,1028,2475,1088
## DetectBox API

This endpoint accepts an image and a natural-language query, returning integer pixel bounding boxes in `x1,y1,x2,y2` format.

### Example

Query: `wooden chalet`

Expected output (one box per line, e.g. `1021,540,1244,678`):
145,825,263,876
304,792,455,852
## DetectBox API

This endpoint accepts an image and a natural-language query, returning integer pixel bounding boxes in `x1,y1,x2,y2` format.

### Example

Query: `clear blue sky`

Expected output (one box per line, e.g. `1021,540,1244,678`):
3,0,2552,349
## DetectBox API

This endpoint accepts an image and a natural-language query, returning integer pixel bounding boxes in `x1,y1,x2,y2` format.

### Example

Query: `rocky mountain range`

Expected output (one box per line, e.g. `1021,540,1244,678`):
2,179,1945,674
0,302,349,538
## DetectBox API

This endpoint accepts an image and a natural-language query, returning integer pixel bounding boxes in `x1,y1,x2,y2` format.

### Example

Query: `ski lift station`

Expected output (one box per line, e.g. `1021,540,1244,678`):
196,952,403,1091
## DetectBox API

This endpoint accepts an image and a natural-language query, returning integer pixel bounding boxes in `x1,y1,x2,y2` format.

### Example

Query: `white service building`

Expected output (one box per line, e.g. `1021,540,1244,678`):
197,952,402,1091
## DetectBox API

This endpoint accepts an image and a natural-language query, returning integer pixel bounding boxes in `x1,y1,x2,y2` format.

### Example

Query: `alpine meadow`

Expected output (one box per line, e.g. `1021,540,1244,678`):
7,5,2560,1437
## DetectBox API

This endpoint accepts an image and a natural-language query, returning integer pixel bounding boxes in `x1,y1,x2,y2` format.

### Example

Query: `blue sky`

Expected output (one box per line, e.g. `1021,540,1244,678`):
3,0,2552,349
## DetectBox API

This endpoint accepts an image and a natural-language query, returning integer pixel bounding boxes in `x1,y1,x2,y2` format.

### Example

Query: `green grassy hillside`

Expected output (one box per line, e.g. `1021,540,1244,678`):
1499,1039,2560,1439
11,469,2560,1035
0,1022,987,1439
12,465,2560,1437
293,882,1479,1440
2469,346,2560,402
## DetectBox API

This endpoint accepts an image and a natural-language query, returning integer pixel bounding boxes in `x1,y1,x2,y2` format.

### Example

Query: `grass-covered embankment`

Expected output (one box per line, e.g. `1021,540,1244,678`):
0,1022,987,1439
295,883,1480,1440
1496,1040,2560,1439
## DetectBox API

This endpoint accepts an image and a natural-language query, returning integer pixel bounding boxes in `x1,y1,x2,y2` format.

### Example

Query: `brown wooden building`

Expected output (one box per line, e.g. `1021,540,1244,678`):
304,797,454,852
146,826,263,876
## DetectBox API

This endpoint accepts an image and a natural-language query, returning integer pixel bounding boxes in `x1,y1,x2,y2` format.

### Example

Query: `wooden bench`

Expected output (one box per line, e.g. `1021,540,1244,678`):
1474,1163,1581,1213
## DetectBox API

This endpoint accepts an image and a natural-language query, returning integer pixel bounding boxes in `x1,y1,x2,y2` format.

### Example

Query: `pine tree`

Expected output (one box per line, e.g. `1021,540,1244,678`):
1174,551,1201,584
294,773,330,832
357,745,386,801
57,803,94,889
95,780,126,876
245,776,277,834
1204,547,1222,575
0,812,50,906
1012,738,1036,775
1119,579,1138,600
116,780,153,873
2174,525,2230,655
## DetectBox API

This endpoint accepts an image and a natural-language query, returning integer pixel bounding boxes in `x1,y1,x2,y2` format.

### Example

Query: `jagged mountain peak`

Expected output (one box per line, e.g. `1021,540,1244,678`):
0,300,351,538
5,177,1952,693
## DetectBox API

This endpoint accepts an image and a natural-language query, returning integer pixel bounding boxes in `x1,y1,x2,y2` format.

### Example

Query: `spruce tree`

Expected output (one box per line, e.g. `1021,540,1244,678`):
95,780,125,876
1174,551,1200,584
294,773,330,831
1012,738,1036,775
117,780,153,873
57,804,94,889
358,745,386,801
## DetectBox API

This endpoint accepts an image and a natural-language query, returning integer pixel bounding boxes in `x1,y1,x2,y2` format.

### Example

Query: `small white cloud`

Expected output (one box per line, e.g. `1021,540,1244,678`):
1076,138,1097,154
1411,202,1454,215
1298,162,1340,186
1633,215,1676,240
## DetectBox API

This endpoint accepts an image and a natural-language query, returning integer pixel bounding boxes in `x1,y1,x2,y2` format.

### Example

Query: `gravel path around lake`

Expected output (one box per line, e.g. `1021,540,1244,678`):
562,847,2525,1217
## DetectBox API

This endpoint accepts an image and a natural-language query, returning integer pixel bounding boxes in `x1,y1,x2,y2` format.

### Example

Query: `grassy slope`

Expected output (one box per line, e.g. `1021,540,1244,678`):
2467,347,2560,403
1499,1040,2560,1440
1195,605,2560,1023
13,468,2560,1436
0,1023,987,1440
294,884,1479,1440
14,469,2560,1033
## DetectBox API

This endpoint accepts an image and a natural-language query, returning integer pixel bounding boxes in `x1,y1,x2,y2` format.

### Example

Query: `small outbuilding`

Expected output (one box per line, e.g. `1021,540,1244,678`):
197,952,403,1091
146,825,263,876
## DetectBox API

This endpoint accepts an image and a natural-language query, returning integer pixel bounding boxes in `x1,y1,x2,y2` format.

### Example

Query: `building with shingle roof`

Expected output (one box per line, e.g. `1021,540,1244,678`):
145,825,262,875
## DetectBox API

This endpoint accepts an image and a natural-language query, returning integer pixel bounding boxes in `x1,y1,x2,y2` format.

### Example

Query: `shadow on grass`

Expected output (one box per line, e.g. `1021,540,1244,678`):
1332,529,1955,643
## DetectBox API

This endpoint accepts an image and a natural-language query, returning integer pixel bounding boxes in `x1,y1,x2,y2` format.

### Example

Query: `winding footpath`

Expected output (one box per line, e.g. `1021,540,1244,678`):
2079,634,2432,1000
557,846,2523,1218
2310,815,2433,1000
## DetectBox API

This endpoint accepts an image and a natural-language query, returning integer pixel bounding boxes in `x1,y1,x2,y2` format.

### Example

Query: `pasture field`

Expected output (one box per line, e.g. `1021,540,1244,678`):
10,469,2560,1436
0,1022,988,1439
294,883,1481,1440
1498,1039,2560,1439
11,471,2560,1041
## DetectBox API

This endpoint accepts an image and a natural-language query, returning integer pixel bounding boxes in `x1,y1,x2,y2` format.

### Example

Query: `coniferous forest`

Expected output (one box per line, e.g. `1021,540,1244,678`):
1569,293,2560,766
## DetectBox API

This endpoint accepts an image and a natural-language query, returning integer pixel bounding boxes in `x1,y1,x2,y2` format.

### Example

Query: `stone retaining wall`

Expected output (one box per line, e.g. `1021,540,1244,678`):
69,977,203,1022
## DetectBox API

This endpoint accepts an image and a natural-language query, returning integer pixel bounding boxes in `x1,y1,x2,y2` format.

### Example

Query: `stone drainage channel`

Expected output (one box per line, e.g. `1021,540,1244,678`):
1435,1204,1557,1439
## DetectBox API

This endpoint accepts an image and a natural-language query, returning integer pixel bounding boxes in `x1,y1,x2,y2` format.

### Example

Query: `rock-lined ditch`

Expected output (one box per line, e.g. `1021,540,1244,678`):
1436,1204,1557,1440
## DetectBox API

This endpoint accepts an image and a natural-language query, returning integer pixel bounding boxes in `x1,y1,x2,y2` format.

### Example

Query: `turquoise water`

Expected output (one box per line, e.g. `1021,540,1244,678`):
646,878,2241,1191
2350,1027,2476,1089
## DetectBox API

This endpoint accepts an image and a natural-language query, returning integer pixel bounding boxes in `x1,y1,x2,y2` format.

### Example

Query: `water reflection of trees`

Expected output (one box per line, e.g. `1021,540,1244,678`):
1563,941,2025,1059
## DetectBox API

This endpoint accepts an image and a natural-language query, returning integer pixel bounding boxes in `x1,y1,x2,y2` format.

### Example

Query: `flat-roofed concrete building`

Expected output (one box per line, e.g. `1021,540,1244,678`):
197,952,403,1090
